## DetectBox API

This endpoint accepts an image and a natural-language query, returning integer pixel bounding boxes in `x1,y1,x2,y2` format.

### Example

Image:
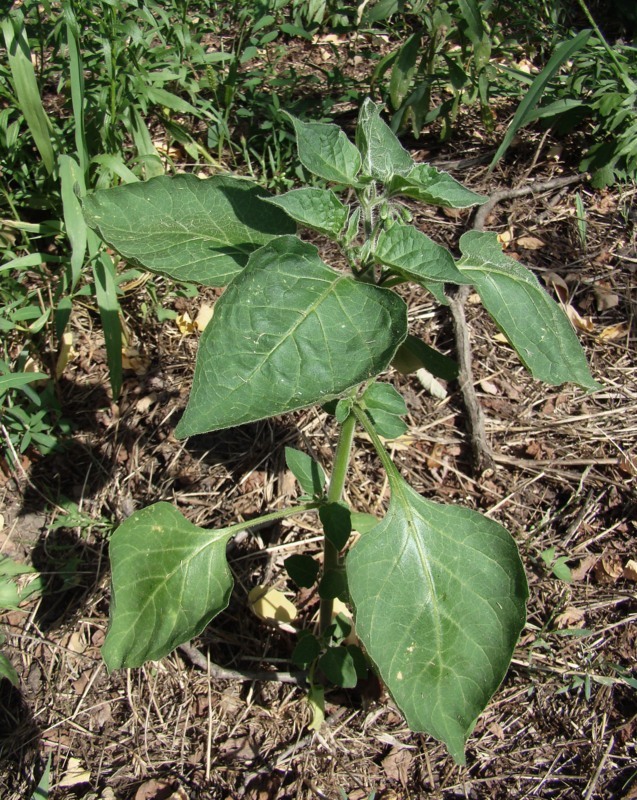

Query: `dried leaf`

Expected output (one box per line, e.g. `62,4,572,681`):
58,757,91,788
622,560,637,581
598,322,629,341
135,779,188,800
593,555,623,583
416,367,447,399
382,746,413,786
570,555,597,582
248,585,297,624
175,312,197,335
56,331,77,378
122,346,150,375
195,303,214,331
565,304,595,332
136,393,157,414
593,284,619,311
517,235,545,250
479,379,499,395
554,606,586,629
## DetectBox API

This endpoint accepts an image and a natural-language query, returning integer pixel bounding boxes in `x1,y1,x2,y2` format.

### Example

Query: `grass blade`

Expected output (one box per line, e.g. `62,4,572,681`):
59,155,88,291
92,249,122,398
1,10,56,175
489,29,592,171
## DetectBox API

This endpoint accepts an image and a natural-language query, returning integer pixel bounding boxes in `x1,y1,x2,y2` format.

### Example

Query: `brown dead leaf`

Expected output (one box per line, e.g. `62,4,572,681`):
479,379,499,395
382,746,413,786
426,442,446,470
598,321,630,341
565,304,595,333
219,735,259,762
136,393,157,414
122,346,150,375
570,555,598,582
593,283,620,311
517,235,545,250
554,606,586,629
135,780,188,800
593,555,623,584
622,560,637,581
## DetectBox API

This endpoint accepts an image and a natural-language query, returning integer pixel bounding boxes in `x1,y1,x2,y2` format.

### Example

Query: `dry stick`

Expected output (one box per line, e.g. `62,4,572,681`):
178,642,307,686
448,172,587,475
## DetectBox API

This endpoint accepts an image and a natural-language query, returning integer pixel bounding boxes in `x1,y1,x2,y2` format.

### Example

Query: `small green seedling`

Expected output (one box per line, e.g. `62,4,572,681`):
82,99,598,763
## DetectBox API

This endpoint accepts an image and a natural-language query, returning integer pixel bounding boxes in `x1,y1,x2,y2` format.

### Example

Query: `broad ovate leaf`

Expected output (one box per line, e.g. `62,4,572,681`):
103,503,233,669
356,97,414,182
286,113,362,185
375,223,470,285
176,236,407,436
458,231,600,389
347,475,527,764
83,174,295,287
388,164,487,208
264,188,348,239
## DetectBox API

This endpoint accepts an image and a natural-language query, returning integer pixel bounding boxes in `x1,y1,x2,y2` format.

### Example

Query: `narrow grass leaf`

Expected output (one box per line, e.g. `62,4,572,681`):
92,251,122,398
2,10,56,175
489,29,592,170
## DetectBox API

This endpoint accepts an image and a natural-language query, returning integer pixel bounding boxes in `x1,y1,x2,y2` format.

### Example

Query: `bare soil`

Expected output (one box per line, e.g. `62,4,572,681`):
1,112,636,799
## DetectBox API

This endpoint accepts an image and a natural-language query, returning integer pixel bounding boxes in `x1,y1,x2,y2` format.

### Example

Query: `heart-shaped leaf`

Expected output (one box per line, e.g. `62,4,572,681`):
103,503,233,669
457,231,600,389
176,236,407,436
83,174,295,287
347,471,528,764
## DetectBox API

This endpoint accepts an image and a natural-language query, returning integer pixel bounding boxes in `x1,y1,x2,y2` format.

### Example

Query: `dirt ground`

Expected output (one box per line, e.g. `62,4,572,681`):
1,115,636,799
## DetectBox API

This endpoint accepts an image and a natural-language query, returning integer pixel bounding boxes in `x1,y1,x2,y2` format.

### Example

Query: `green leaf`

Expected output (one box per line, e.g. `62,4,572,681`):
0,371,48,397
83,175,295,287
388,164,488,208
457,232,600,389
286,113,362,186
93,251,122,398
391,335,459,380
176,236,408,436
361,382,408,439
284,554,320,588
102,502,233,670
59,155,88,291
0,651,18,686
389,32,421,109
291,631,321,668
318,646,359,688
347,474,528,764
489,30,592,171
319,502,352,551
351,512,379,534
264,188,348,239
356,98,414,182
285,447,326,497
318,567,349,601
307,683,325,731
375,223,469,285
458,0,484,45
2,10,55,175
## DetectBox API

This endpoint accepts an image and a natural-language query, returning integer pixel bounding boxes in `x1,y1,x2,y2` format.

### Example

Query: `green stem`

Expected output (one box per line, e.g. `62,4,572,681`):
575,0,635,90
221,501,319,539
352,404,400,484
319,411,357,634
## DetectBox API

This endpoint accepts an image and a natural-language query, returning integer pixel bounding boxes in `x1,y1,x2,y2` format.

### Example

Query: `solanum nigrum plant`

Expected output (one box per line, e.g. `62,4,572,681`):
82,99,598,763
